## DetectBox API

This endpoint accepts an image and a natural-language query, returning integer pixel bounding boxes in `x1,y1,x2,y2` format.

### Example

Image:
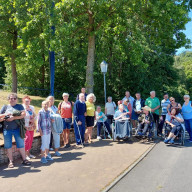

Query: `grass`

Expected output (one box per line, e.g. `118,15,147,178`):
0,90,62,114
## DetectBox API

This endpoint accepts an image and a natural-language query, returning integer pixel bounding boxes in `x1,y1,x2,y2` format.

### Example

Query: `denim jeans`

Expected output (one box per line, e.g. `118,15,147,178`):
184,119,192,141
3,128,24,149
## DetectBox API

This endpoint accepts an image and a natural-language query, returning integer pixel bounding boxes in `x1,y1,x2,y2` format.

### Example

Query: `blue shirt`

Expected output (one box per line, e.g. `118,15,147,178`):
73,100,86,121
165,113,183,126
114,110,129,119
182,101,192,120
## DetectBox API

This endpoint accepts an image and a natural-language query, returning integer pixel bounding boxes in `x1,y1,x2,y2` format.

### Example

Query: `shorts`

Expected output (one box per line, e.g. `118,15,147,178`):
41,133,51,151
86,116,94,127
52,132,60,149
62,118,72,130
3,128,24,149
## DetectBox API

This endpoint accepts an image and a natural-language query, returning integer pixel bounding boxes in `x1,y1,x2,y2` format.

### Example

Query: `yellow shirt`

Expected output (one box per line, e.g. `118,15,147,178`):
86,101,95,116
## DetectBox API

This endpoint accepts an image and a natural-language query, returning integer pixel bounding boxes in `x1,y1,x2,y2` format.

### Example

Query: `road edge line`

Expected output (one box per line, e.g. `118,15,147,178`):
102,141,158,192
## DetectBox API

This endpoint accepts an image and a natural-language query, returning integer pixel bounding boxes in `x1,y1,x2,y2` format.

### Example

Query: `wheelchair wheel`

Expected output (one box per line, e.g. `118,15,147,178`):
180,129,185,146
112,122,115,141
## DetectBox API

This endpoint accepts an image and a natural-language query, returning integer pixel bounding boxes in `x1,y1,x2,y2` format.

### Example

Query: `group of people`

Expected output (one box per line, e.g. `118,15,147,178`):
0,89,192,168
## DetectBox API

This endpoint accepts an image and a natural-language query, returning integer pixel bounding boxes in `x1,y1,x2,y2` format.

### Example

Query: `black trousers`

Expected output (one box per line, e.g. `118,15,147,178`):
158,115,166,134
152,113,160,133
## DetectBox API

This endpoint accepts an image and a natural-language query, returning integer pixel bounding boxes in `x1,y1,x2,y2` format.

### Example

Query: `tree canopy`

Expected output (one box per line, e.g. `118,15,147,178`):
0,0,191,102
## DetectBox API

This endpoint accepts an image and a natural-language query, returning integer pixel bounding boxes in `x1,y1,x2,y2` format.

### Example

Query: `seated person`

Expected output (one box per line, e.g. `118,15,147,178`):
137,106,153,136
114,104,130,140
96,106,111,140
164,108,184,144
114,104,129,121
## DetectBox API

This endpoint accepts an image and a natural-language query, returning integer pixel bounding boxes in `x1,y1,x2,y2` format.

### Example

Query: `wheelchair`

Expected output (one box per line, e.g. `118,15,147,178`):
111,118,132,141
163,123,185,146
134,121,156,141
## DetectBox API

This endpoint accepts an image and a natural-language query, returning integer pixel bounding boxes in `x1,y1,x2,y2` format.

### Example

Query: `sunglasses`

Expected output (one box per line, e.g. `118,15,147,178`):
9,98,17,100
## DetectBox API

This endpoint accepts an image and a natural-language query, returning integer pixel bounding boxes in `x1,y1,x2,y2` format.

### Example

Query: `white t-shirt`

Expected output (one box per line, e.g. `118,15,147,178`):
105,102,116,115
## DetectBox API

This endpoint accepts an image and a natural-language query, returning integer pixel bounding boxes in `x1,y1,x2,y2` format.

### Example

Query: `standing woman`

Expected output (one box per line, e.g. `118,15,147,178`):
22,96,36,160
58,93,73,148
85,93,96,143
182,95,192,142
47,96,62,156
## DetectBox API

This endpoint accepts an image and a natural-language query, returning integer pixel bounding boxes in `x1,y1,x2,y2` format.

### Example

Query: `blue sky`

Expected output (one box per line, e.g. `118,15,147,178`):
176,11,192,55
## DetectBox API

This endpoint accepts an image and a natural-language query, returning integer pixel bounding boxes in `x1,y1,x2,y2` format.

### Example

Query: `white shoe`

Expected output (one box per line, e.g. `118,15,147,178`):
49,148,54,151
26,156,30,160
29,154,36,159
97,136,102,140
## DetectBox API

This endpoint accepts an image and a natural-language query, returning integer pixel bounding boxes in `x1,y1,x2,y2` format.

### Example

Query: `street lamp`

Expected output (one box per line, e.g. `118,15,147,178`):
100,61,108,104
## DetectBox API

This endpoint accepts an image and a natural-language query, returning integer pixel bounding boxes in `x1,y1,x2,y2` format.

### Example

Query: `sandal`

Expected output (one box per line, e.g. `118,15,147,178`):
22,160,31,166
8,162,14,168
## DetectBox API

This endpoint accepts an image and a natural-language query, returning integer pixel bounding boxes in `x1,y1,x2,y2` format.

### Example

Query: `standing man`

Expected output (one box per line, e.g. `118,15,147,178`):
158,93,170,136
145,91,160,134
132,93,145,128
76,87,88,101
73,93,87,147
122,91,135,108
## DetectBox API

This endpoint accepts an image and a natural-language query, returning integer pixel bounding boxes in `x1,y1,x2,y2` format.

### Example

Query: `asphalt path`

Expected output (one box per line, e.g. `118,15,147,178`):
109,140,192,192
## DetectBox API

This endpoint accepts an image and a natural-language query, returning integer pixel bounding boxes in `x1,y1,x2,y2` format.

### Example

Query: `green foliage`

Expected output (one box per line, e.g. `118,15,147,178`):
0,0,191,103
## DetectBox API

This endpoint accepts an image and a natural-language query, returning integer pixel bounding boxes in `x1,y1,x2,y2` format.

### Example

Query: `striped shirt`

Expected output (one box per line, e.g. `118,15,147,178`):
37,109,52,135
161,99,170,115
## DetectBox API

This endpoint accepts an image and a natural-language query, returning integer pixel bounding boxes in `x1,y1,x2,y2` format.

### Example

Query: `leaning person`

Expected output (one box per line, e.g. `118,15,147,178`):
96,106,111,140
47,96,63,156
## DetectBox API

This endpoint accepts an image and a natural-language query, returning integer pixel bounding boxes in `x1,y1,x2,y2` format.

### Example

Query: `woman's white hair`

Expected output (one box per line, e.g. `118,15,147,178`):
46,96,55,101
87,93,96,102
62,92,69,97
184,95,190,99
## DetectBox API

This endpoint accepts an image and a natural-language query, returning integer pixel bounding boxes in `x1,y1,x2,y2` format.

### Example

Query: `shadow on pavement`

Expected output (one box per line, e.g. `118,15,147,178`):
0,165,41,178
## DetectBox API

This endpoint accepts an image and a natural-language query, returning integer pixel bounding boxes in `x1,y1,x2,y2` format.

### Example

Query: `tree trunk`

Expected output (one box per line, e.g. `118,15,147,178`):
11,30,17,93
86,10,95,94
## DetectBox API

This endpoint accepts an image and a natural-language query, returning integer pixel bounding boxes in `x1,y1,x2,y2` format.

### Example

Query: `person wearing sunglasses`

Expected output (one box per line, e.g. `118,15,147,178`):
0,93,31,168
167,97,181,115
182,95,192,142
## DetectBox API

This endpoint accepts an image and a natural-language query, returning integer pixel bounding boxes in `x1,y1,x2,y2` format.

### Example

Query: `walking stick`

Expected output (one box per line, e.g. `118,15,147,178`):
74,119,84,148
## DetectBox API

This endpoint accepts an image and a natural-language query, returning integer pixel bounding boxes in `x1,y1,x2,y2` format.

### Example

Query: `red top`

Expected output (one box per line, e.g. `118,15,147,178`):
59,101,72,118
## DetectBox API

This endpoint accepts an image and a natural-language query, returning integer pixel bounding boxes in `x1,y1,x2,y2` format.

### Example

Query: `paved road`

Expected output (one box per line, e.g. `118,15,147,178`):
109,141,192,192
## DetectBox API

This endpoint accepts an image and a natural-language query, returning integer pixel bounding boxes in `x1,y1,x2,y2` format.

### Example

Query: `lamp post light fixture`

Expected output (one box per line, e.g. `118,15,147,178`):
100,61,108,104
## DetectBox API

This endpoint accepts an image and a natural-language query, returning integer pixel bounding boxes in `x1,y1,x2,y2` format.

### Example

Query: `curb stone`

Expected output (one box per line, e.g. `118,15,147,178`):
102,140,159,192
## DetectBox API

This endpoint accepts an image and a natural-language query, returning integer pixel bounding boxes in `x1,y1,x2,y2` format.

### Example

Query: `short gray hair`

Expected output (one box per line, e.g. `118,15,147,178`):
8,93,17,100
62,92,69,97
184,95,190,99
150,91,155,95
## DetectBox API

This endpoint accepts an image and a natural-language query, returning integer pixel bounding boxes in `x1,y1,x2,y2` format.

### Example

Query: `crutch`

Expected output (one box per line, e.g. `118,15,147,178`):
74,119,84,148
103,122,112,139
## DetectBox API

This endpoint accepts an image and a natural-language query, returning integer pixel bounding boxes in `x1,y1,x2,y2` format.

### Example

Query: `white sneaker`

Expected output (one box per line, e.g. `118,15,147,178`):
26,156,30,160
29,154,36,159
97,136,102,140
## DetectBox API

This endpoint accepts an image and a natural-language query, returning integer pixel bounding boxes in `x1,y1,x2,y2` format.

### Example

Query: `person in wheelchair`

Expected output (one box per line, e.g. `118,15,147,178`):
164,108,184,144
136,106,153,137
114,104,130,140
96,106,112,140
